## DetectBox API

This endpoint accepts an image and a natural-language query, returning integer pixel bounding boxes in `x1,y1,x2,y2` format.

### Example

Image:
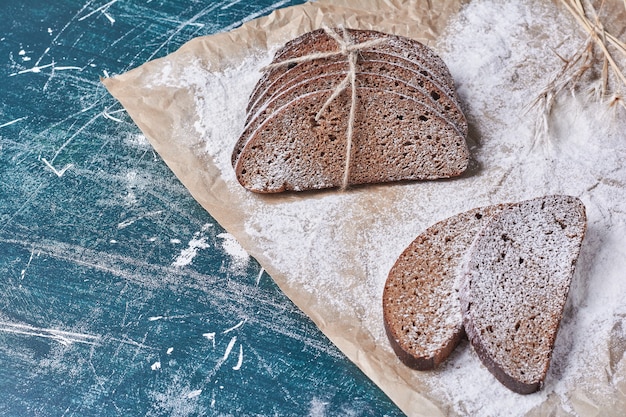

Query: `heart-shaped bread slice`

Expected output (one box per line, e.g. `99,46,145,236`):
459,195,587,394
383,204,505,370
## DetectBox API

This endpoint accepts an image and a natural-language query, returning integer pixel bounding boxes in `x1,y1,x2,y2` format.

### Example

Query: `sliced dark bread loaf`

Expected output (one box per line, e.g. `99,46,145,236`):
459,195,587,394
246,60,467,135
235,87,469,192
247,50,459,119
234,28,468,192
383,205,506,370
234,70,466,168
248,29,459,113
265,28,458,100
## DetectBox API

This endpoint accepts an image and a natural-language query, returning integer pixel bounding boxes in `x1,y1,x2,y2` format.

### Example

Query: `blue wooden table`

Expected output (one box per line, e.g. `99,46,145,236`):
0,1,404,415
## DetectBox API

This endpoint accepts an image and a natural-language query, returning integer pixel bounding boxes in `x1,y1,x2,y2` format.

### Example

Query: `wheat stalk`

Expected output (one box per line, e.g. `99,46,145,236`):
529,38,596,148
560,0,626,90
531,0,626,144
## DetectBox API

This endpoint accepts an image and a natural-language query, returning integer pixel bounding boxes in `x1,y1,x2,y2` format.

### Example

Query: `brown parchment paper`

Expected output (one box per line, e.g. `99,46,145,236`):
103,1,626,415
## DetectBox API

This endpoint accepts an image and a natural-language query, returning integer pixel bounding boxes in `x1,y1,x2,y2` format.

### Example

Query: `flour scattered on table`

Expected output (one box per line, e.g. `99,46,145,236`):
172,224,212,267
203,332,216,348
307,397,329,417
124,132,150,149
217,232,250,275
186,389,202,399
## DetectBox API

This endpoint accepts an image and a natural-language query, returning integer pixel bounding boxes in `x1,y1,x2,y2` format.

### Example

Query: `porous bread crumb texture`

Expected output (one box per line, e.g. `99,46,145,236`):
239,69,465,160
238,89,347,192
460,195,587,394
236,87,468,193
247,49,460,122
383,205,505,370
246,60,467,135
234,28,469,193
269,28,458,99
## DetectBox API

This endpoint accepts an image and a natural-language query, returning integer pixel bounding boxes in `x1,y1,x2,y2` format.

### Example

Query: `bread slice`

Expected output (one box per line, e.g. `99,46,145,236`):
248,29,460,127
246,59,467,135
383,205,506,370
265,28,458,101
459,195,587,394
234,70,467,168
235,87,469,192
247,50,460,120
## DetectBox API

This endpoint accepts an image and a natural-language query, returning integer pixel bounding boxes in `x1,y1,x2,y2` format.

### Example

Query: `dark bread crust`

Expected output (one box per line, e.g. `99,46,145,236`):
383,320,464,371
383,205,505,370
248,50,460,120
467,329,542,394
460,195,587,394
249,28,458,108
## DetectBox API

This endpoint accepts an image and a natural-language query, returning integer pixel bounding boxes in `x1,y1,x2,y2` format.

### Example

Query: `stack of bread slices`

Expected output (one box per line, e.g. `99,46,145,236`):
383,195,587,394
233,28,470,193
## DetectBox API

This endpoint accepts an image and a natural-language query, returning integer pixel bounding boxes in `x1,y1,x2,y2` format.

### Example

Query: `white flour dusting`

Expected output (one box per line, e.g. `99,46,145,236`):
428,1,626,415
144,0,626,415
217,232,250,274
172,224,212,267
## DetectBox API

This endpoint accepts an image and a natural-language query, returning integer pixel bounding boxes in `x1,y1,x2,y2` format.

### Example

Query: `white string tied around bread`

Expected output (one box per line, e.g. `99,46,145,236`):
262,27,386,190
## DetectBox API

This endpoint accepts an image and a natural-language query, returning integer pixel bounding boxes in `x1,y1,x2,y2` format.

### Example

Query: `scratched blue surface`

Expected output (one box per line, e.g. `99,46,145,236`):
0,1,404,416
